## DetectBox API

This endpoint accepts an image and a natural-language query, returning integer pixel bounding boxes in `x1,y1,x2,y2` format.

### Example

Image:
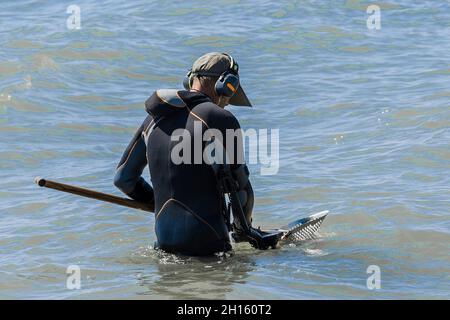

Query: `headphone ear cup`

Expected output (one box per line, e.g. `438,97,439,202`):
183,71,192,90
215,73,239,98
183,75,191,90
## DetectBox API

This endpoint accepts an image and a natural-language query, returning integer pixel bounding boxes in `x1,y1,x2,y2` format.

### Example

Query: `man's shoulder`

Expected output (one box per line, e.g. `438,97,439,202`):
148,89,240,129
193,102,239,128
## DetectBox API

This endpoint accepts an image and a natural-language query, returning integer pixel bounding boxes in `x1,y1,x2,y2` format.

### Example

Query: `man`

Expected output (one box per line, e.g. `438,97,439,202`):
114,52,255,256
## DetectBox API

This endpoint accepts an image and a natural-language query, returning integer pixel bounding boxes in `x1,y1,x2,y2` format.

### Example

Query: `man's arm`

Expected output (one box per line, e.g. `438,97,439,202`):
215,110,254,225
114,115,154,205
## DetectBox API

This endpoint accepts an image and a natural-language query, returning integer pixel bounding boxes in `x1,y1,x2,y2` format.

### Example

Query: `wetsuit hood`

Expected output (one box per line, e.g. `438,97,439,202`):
145,89,212,119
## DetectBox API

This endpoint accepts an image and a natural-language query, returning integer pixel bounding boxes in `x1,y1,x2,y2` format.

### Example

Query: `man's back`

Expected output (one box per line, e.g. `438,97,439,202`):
117,89,243,255
115,52,255,256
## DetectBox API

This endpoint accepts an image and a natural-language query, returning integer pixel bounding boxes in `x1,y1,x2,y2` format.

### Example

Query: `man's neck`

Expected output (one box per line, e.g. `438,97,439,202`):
190,88,212,100
190,82,217,99
190,84,227,108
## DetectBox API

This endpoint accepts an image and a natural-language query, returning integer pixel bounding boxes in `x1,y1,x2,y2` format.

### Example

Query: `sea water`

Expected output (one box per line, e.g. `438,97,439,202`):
0,0,449,299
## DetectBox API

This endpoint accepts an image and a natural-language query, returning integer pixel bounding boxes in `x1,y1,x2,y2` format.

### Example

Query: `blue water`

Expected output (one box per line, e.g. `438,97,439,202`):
0,0,449,299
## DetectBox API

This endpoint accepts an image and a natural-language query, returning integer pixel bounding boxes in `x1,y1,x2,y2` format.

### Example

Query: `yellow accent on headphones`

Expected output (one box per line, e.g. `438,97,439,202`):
226,83,236,92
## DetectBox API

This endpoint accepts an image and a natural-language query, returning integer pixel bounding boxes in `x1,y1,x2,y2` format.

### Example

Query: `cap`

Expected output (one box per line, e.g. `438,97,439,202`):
190,52,252,107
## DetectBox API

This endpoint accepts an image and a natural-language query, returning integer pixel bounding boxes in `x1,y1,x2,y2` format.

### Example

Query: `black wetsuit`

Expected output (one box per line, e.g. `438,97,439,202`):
114,89,253,256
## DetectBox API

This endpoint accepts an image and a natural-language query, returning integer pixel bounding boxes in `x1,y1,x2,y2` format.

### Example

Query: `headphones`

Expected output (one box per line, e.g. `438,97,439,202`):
183,53,240,98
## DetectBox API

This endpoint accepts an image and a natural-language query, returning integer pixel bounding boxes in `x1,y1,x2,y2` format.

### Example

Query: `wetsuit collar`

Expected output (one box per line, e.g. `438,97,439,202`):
189,89,213,102
145,89,212,119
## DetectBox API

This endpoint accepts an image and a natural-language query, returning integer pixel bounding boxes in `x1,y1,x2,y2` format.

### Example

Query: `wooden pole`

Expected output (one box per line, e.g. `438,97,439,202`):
35,177,154,213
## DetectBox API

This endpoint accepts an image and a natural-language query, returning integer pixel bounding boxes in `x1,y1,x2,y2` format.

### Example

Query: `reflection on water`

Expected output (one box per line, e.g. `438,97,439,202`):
134,247,255,299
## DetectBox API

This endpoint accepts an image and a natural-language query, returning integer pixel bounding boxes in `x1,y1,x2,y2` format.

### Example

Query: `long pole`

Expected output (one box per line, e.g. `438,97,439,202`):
35,177,154,213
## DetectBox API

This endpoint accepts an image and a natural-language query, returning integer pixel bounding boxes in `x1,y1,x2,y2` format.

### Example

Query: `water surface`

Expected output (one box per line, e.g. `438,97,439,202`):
0,0,449,299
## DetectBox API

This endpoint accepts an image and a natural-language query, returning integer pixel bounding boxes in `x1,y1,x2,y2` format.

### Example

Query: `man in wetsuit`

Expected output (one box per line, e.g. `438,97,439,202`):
114,52,255,256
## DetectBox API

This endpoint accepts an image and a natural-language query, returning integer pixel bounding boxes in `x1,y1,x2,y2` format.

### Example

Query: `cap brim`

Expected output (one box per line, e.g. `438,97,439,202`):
230,85,252,107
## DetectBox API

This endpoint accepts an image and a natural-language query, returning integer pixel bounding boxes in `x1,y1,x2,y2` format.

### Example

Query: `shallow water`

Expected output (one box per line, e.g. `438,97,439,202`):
0,0,449,299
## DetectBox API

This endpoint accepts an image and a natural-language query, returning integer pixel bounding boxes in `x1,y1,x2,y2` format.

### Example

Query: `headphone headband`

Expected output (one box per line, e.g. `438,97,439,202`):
183,53,240,98
223,53,238,74
190,71,222,77
189,54,238,78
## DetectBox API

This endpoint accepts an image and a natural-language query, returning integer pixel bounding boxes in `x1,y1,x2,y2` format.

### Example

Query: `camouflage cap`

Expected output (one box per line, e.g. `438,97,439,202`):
191,52,252,107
